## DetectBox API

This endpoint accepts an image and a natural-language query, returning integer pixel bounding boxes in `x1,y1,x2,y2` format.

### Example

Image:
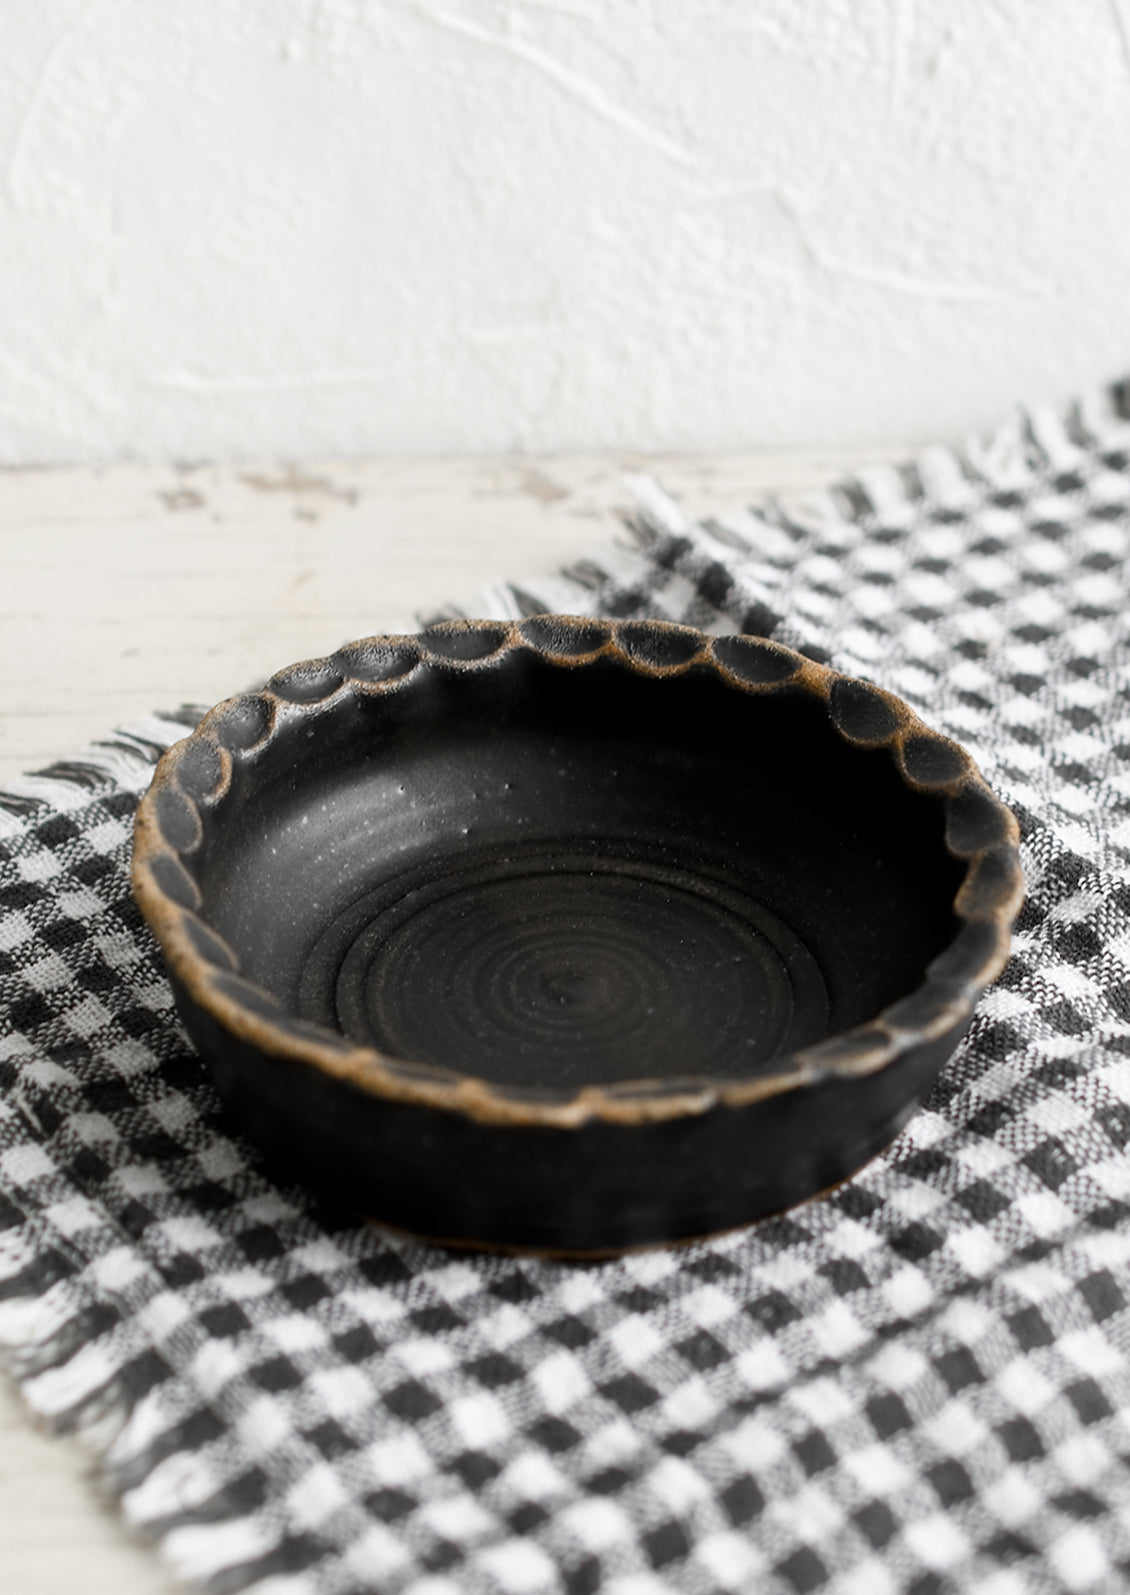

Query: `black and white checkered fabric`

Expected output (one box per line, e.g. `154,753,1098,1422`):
4,383,1130,1595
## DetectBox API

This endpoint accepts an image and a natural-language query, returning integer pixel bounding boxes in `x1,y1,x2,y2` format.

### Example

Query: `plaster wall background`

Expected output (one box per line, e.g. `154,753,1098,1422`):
1,0,1129,464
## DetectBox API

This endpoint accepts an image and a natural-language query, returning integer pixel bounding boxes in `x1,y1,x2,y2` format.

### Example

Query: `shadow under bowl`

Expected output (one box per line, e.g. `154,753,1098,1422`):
132,617,1022,1254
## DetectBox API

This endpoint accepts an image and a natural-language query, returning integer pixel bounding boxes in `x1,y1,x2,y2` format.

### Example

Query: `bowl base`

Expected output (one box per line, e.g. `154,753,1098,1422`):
297,847,830,1090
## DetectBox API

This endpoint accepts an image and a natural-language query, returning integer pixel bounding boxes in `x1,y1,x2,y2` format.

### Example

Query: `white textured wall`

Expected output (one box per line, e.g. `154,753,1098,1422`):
1,1,1129,464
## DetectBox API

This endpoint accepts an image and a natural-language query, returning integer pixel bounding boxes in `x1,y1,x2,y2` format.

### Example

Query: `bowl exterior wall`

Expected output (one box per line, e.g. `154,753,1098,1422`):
173,973,968,1253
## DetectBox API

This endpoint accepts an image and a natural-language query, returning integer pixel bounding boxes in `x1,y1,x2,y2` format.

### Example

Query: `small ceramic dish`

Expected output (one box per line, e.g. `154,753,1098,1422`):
132,617,1022,1254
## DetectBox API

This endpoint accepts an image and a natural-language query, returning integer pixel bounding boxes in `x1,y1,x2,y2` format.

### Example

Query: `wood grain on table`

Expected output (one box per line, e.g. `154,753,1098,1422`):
0,447,904,1592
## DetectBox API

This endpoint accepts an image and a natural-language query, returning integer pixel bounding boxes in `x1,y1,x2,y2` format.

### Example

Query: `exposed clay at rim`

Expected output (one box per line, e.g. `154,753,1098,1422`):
131,616,1024,1131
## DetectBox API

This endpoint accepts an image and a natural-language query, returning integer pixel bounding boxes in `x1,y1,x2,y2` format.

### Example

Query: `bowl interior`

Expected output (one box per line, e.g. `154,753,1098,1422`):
194,649,964,1091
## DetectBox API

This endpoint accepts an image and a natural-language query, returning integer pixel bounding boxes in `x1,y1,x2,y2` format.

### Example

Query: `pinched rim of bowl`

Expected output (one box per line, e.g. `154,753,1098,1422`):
131,617,1024,1128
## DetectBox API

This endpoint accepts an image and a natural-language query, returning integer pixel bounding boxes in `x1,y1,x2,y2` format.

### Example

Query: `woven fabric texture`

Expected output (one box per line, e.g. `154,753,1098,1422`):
3,384,1130,1595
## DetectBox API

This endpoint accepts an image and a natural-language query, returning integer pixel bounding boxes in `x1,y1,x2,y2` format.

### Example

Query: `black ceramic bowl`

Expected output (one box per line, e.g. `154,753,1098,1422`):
133,618,1022,1254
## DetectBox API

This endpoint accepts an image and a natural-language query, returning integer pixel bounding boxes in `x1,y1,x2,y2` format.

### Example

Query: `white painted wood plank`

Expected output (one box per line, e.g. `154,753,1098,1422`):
0,449,903,786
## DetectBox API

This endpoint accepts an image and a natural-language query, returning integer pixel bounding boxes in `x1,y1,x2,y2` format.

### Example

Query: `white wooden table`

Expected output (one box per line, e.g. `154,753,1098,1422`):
0,447,903,1592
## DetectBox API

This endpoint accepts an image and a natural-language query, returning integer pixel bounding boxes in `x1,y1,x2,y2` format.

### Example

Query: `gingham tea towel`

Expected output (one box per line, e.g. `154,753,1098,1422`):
3,381,1130,1595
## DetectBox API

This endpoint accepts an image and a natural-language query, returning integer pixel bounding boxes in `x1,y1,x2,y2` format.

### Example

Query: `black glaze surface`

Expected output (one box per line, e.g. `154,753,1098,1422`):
133,619,1023,1253
182,984,964,1253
